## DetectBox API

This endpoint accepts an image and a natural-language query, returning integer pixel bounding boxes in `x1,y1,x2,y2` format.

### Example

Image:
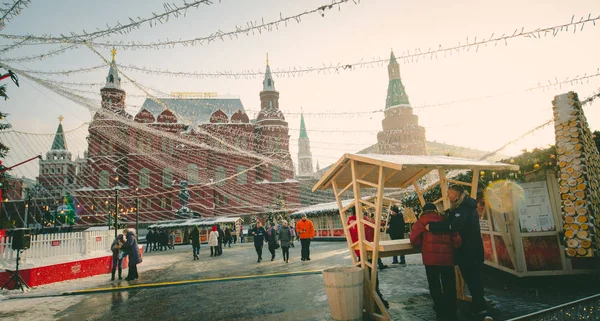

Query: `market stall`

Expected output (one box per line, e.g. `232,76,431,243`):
149,217,242,244
312,153,518,321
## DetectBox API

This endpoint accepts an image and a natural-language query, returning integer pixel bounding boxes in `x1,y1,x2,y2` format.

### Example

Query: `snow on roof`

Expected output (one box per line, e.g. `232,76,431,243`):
290,199,353,217
148,217,242,228
314,153,519,191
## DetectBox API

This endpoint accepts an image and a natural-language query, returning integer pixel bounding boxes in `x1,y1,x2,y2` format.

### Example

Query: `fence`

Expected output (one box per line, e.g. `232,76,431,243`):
507,293,600,321
0,230,113,264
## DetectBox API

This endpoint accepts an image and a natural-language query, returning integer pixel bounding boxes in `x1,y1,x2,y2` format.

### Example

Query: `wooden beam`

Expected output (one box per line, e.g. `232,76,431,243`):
412,181,426,206
402,168,431,188
370,165,387,317
357,179,379,189
422,180,441,194
333,179,357,266
470,170,480,199
350,159,370,314
439,169,450,211
335,180,353,198
359,199,376,209
447,179,472,187
383,169,399,183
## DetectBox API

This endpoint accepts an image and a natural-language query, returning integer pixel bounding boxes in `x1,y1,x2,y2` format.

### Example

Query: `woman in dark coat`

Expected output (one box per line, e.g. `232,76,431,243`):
266,222,279,261
190,226,201,261
277,220,292,263
121,228,142,281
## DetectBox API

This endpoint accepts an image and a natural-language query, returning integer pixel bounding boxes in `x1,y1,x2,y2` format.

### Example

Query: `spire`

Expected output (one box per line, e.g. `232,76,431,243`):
390,49,397,65
299,108,308,139
104,48,122,90
262,53,276,91
51,115,67,150
385,49,410,108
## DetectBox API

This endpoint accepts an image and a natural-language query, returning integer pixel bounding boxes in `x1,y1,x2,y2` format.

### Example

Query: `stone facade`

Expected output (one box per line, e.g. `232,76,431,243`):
39,55,299,223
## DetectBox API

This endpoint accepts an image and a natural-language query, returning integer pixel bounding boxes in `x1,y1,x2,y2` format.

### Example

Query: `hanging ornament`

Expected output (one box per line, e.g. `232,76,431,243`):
534,164,540,170
550,154,556,159
480,171,485,176
509,159,515,164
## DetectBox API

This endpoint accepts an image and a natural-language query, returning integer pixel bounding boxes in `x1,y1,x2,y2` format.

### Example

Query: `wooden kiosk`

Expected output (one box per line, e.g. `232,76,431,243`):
312,153,518,320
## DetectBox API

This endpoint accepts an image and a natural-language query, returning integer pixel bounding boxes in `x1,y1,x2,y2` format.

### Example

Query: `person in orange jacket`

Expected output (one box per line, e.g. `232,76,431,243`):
295,214,315,261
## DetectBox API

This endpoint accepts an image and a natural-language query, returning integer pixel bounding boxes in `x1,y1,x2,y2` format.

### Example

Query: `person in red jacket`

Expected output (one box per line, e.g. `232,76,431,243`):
347,207,389,310
410,203,462,321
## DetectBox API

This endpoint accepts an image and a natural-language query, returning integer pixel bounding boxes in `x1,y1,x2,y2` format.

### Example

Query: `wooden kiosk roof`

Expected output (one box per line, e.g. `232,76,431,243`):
313,153,519,192
312,153,518,321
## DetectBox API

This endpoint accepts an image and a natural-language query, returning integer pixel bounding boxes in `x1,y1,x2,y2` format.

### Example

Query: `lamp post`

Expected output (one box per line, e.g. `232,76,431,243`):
114,176,119,239
135,187,139,236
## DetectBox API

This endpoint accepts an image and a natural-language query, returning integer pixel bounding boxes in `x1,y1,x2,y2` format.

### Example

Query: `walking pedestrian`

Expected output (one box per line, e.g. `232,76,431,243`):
267,222,279,261
289,224,296,248
217,225,224,255
190,226,201,260
411,202,462,321
152,229,160,251
145,229,153,253
224,227,232,248
168,230,176,250
388,206,406,266
208,225,219,257
110,234,124,281
239,225,244,243
251,222,267,262
296,214,315,261
426,184,488,316
277,220,292,263
121,228,142,281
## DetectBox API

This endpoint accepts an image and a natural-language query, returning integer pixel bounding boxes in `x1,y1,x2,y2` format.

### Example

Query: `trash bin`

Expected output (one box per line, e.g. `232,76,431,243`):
322,266,364,321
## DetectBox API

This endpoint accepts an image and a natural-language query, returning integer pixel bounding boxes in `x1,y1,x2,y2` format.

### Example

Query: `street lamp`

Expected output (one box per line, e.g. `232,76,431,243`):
113,175,119,239
135,187,139,236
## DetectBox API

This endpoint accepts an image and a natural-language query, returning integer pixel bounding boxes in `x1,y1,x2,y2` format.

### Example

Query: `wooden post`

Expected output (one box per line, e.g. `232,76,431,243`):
370,165,391,320
350,160,373,316
332,179,357,266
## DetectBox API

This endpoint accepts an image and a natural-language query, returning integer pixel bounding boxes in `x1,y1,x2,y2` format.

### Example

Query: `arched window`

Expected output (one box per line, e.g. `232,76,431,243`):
162,168,173,187
187,164,199,184
99,170,110,189
237,165,247,185
215,166,226,186
139,168,150,189
272,166,280,182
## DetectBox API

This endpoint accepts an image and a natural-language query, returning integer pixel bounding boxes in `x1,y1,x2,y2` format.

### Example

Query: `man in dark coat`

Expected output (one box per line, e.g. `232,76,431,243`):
190,226,201,260
387,206,406,266
145,230,154,253
250,222,267,262
217,225,224,255
426,184,487,316
121,229,142,281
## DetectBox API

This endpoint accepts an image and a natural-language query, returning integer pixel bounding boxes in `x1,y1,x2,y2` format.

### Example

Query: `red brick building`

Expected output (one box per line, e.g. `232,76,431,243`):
49,55,299,224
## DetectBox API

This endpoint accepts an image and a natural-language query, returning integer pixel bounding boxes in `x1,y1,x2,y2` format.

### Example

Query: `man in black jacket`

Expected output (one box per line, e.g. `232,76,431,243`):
250,222,267,262
387,206,406,266
426,184,487,316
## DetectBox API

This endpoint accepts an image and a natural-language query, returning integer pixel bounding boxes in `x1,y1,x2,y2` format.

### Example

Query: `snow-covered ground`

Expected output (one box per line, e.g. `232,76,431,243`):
0,246,190,321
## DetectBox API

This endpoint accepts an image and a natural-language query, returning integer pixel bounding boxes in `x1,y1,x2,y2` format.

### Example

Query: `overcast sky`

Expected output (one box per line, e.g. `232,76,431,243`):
1,0,600,179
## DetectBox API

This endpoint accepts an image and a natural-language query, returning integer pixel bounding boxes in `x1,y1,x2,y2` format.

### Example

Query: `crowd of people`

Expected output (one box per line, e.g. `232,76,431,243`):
108,185,489,320
144,229,176,252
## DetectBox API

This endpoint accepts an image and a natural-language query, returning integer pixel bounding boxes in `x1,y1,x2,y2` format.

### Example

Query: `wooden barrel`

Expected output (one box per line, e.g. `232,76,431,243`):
322,266,364,321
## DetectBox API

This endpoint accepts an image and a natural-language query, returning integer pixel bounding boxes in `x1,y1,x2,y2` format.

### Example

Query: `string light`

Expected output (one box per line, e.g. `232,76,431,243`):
8,0,357,50
0,0,217,46
0,0,31,31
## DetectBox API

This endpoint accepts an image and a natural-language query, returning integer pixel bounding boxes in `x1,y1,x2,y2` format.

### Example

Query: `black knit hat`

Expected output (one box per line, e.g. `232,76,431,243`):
422,202,438,212
448,184,465,194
